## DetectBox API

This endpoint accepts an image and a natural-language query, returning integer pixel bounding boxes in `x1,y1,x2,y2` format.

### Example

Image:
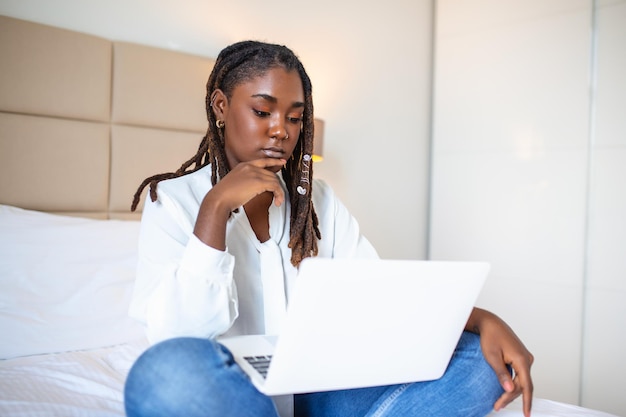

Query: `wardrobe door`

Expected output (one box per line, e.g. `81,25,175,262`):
430,0,592,405
581,1,626,415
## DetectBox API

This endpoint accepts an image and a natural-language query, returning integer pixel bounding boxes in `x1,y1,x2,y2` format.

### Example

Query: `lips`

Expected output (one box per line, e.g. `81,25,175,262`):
262,147,285,158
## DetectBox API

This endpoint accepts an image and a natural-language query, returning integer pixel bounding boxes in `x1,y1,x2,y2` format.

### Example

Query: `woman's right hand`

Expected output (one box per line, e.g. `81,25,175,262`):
193,158,287,250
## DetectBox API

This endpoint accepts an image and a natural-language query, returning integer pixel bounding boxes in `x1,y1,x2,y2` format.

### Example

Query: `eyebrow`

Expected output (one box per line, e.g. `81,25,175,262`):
251,93,305,108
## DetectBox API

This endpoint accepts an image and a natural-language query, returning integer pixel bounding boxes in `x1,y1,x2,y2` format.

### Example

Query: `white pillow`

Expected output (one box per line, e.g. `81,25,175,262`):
0,205,145,359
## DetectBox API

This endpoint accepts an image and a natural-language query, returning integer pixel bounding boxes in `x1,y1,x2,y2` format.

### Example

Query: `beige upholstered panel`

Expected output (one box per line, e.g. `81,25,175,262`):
112,42,214,132
0,16,215,219
0,16,111,122
0,113,110,213
109,125,204,215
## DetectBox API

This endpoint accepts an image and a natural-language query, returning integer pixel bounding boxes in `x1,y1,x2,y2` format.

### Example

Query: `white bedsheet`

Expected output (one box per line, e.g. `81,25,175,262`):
0,338,148,417
486,399,620,417
0,339,619,417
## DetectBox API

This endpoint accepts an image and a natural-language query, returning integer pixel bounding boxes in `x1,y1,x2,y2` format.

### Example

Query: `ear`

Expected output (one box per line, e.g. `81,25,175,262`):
210,89,228,121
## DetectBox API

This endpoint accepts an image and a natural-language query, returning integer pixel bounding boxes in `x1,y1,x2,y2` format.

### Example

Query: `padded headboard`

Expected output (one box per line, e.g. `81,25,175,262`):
0,15,215,219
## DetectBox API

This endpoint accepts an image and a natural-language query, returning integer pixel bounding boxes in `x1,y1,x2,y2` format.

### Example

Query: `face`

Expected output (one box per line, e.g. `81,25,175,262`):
213,67,305,173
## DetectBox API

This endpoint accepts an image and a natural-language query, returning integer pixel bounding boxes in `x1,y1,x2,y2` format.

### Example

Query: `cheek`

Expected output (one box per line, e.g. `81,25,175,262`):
243,115,263,134
229,112,256,136
284,139,301,160
225,115,260,151
287,125,302,145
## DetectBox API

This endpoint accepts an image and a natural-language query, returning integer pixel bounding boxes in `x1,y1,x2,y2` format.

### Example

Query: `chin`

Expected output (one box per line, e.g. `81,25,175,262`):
266,166,283,174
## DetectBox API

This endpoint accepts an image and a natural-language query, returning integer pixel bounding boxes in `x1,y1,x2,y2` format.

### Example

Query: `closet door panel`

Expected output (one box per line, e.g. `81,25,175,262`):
583,2,626,413
431,0,592,404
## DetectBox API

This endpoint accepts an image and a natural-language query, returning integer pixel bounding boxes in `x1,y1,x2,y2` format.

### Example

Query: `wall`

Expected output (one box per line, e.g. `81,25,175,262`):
0,0,433,261
430,0,625,415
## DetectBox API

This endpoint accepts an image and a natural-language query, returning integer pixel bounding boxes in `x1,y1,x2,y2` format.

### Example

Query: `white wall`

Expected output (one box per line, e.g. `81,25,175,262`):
430,0,626,415
0,0,433,261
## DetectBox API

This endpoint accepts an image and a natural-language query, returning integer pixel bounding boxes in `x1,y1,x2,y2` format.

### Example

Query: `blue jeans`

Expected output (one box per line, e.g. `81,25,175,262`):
125,332,503,417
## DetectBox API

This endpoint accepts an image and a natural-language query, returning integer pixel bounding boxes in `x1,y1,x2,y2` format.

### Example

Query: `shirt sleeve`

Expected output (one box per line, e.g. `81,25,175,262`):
128,191,238,345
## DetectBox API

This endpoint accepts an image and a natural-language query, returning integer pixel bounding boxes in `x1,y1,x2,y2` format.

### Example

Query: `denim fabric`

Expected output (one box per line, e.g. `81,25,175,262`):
295,332,503,417
125,332,503,417
124,337,279,417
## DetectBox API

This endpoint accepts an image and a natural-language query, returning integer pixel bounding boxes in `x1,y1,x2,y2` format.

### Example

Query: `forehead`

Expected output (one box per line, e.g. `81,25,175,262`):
231,68,304,102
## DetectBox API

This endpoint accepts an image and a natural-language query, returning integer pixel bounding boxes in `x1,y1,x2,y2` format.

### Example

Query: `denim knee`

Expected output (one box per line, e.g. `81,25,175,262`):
449,331,506,415
295,333,505,417
124,337,278,417
372,332,505,417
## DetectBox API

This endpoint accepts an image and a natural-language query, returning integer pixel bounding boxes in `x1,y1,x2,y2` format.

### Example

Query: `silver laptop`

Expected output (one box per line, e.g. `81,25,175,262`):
218,258,489,396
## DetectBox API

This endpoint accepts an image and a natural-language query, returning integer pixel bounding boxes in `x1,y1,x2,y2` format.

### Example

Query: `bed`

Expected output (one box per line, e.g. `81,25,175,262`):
0,15,620,417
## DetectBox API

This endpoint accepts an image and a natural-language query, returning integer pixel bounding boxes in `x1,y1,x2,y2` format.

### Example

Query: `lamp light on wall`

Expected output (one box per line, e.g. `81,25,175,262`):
313,118,325,162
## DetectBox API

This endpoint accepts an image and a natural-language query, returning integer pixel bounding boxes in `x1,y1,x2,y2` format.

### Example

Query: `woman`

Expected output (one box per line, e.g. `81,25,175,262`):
124,40,533,417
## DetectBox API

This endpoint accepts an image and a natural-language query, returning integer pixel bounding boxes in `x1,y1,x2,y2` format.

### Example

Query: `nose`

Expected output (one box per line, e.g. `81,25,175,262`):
269,115,289,140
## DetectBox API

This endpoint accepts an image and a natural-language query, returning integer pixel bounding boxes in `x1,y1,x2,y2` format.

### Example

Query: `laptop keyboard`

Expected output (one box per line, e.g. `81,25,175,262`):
244,355,273,379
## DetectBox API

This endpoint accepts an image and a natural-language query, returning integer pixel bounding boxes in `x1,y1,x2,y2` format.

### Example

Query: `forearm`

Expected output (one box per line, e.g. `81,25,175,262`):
465,306,526,352
193,193,231,251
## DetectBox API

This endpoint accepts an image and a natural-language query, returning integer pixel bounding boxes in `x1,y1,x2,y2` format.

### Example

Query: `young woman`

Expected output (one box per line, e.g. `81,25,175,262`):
124,40,534,417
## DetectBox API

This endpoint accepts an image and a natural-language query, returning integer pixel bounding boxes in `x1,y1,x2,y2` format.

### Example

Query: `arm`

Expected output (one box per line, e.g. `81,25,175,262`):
465,307,534,417
129,158,289,344
129,189,239,344
193,158,287,250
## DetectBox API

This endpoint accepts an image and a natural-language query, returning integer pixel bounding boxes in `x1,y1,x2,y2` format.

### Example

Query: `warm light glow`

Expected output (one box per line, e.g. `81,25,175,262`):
313,118,325,162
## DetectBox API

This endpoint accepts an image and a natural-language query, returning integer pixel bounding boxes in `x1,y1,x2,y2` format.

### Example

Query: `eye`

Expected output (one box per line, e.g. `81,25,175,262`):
288,115,303,124
253,109,271,117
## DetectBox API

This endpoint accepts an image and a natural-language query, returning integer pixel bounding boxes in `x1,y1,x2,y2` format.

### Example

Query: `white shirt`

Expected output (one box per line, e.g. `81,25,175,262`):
129,164,378,344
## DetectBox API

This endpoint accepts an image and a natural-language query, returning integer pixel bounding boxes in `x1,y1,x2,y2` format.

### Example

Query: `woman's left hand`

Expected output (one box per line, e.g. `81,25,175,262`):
466,307,534,417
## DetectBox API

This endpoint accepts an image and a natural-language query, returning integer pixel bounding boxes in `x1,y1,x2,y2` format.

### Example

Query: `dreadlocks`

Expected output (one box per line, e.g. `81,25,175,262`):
131,40,321,266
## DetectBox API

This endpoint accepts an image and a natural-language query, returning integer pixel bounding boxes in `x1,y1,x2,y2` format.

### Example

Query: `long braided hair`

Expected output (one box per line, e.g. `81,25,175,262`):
131,40,321,266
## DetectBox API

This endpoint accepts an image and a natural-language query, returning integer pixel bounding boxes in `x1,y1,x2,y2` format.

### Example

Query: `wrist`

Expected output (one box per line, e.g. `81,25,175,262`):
465,307,495,334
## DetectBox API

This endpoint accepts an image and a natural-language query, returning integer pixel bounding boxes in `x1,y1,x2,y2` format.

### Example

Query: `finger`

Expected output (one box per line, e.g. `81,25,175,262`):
483,352,515,393
493,383,531,416
522,389,533,417
214,169,285,210
241,171,285,206
508,357,533,417
517,369,534,417
248,157,287,170
493,389,519,412
251,165,286,205
498,369,515,393
253,159,287,205
254,169,286,207
272,184,285,207
232,158,286,184
493,367,533,415
485,357,515,411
